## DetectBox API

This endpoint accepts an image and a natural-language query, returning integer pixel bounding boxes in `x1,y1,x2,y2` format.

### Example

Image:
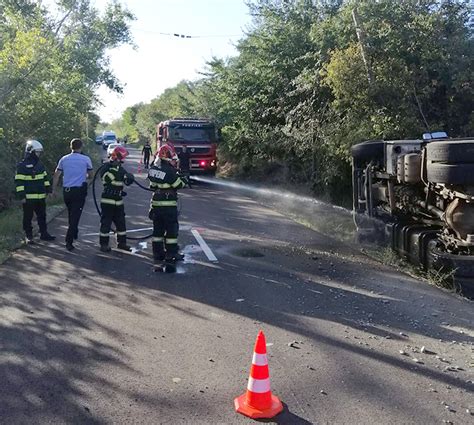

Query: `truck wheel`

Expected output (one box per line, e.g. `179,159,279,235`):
426,140,474,163
351,140,384,164
426,163,474,184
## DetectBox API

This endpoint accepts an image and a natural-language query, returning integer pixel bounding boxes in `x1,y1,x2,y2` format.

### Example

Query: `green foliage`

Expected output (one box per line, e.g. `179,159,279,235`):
0,205,23,263
104,0,474,204
0,0,134,210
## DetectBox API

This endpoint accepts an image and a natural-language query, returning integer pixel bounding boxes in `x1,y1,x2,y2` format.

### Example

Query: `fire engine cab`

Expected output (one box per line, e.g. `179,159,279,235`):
156,117,219,175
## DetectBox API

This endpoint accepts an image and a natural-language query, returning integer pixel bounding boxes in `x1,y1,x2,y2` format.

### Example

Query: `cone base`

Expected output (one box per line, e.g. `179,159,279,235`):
234,393,283,419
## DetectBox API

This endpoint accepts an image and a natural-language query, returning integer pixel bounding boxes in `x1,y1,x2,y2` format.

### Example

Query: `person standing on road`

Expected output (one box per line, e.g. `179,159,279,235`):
142,141,152,169
148,145,186,264
99,145,135,252
178,145,192,188
52,138,93,251
15,140,56,244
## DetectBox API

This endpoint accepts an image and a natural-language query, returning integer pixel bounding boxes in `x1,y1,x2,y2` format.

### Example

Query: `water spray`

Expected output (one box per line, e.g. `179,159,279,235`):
191,176,350,212
191,176,385,245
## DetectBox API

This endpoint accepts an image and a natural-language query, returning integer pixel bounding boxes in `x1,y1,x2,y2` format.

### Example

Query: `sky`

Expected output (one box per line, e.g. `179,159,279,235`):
90,0,253,122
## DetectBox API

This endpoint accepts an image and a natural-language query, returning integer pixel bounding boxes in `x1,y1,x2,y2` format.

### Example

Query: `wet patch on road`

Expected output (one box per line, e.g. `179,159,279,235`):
232,247,265,258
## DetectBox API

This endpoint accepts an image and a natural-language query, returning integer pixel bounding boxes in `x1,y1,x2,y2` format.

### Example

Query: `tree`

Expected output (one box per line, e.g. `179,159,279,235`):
0,0,134,209
107,0,473,204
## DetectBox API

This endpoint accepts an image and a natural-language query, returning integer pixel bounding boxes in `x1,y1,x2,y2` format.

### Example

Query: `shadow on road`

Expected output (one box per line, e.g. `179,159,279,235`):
257,403,314,424
1,148,472,422
0,252,137,422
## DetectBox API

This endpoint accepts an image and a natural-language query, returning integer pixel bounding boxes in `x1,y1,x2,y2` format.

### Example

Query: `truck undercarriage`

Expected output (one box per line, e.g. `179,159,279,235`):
352,136,474,298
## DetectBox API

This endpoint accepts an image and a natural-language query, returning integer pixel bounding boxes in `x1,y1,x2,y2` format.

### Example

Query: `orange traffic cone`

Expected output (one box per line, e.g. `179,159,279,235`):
137,160,142,174
234,330,283,419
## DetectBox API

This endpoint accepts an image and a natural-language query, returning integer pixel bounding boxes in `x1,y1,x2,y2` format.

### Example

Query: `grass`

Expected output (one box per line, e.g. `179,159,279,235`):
0,199,66,264
0,206,23,263
364,246,405,268
363,245,458,293
424,267,457,292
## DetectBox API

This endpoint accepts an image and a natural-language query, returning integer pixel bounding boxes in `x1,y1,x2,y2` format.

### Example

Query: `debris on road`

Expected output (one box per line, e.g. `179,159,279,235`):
444,366,458,372
420,346,436,355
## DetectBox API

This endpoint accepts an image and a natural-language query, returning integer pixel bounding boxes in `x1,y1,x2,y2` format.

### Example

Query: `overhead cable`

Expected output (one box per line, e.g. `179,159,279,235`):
132,28,241,38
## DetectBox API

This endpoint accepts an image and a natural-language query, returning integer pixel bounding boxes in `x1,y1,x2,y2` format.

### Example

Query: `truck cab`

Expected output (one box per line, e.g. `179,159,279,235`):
156,118,219,175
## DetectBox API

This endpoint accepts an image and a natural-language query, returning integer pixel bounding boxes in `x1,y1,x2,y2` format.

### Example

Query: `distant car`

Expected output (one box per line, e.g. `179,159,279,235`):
106,142,122,157
95,136,103,145
102,131,118,150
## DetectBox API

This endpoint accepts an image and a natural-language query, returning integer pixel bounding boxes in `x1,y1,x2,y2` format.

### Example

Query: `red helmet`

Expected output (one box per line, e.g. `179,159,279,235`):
110,146,129,161
156,144,178,166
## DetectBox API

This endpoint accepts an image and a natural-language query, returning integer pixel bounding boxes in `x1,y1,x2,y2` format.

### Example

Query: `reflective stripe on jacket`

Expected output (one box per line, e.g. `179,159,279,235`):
100,161,133,205
148,162,185,208
14,153,51,201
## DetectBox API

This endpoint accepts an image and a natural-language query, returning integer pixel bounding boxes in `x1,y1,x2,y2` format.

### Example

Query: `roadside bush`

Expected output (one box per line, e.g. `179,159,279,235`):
0,140,17,210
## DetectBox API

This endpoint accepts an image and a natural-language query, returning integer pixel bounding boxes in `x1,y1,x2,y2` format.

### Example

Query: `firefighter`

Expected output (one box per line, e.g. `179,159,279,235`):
15,140,56,243
178,144,192,188
142,141,153,169
99,145,135,252
148,145,186,264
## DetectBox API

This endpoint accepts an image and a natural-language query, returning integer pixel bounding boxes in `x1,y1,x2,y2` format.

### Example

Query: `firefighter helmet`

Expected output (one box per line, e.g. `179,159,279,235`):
25,139,44,153
110,145,129,162
156,144,178,167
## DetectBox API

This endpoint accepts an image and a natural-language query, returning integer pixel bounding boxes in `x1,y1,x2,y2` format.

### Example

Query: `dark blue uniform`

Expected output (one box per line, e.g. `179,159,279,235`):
99,161,134,250
148,161,185,261
142,144,153,168
15,152,53,240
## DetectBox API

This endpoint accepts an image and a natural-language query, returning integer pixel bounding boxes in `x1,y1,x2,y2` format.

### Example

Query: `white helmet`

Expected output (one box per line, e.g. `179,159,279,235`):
25,139,44,153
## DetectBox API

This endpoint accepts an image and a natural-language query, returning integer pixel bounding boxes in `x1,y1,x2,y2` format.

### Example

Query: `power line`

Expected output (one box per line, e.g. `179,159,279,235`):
132,27,242,38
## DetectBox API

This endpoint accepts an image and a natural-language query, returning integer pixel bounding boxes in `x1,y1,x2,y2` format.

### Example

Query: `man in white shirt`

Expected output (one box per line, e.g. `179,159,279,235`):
53,138,93,251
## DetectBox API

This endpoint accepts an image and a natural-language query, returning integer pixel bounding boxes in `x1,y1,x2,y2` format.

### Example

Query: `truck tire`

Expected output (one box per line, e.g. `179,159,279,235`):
351,140,384,163
426,140,474,163
426,163,474,184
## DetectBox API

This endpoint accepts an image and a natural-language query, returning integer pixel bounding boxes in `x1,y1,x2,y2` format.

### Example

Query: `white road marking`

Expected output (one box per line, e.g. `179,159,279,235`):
307,289,323,295
191,229,218,262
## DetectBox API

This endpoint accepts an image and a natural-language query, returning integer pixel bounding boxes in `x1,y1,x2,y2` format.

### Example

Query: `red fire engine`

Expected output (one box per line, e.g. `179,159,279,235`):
156,117,219,175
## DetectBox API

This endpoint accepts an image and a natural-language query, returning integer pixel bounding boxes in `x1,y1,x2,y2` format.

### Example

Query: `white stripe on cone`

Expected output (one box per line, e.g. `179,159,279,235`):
252,352,268,366
247,377,271,393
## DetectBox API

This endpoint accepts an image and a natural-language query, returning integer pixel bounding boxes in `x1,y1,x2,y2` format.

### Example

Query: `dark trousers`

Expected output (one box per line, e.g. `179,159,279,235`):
100,204,127,247
63,185,87,244
151,207,179,260
181,169,191,187
143,154,150,168
22,199,47,237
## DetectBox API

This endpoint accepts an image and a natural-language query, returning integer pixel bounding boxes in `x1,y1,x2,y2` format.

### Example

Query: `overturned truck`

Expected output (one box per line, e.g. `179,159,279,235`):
352,134,474,297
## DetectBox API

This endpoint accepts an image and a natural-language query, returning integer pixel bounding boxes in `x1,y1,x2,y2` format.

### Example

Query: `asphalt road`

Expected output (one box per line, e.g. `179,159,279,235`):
0,147,473,424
